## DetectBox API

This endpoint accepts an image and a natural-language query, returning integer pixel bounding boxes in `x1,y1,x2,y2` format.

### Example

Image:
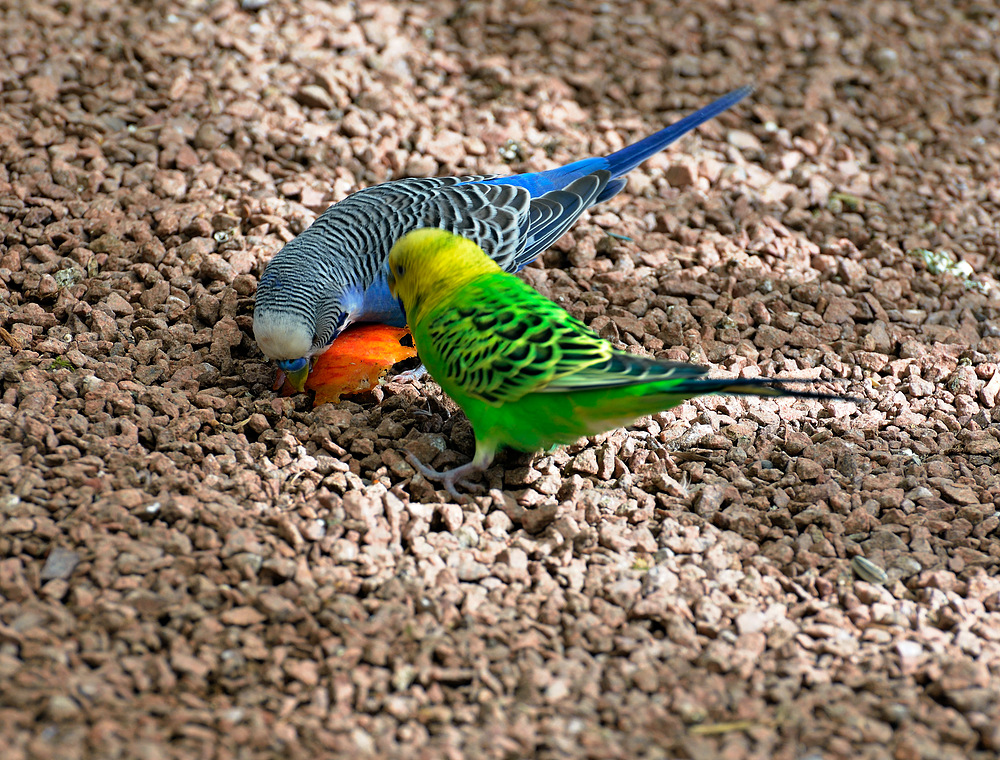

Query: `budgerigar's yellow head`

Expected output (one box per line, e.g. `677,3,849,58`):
388,229,501,325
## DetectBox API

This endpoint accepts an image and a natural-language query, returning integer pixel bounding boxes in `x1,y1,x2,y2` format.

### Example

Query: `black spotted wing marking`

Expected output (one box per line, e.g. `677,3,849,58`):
515,171,609,268
425,275,614,405
424,272,712,402
418,170,611,274
418,182,531,270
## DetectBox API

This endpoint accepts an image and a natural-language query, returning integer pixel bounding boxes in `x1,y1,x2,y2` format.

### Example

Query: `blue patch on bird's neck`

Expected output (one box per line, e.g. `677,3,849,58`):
278,357,308,372
355,275,407,327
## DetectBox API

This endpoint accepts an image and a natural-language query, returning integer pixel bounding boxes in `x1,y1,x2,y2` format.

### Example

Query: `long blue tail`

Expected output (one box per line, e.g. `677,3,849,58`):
603,84,754,178
480,85,754,198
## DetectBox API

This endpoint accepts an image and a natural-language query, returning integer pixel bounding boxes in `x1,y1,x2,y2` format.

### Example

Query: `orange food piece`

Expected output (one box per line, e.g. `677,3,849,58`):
288,324,418,405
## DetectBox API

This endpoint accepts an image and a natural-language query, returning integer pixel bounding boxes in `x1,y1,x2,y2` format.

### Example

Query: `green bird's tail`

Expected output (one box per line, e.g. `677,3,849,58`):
665,376,855,402
526,354,857,450
551,351,855,403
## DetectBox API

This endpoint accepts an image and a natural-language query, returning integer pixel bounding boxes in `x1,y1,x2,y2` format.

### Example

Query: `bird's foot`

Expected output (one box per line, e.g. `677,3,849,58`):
405,451,484,501
391,364,428,386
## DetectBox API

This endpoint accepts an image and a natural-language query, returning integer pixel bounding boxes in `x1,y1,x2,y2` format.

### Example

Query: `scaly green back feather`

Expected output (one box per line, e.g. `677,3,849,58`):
420,273,725,405
421,274,609,404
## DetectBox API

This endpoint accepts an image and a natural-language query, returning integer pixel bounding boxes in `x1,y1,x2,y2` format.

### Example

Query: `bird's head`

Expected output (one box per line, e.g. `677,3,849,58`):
253,283,350,392
388,229,501,325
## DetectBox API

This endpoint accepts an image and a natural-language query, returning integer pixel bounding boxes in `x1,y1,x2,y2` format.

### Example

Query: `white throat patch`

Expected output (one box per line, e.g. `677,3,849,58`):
253,313,313,361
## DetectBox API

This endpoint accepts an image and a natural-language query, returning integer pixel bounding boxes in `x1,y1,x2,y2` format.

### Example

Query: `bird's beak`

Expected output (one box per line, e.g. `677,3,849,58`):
285,363,310,393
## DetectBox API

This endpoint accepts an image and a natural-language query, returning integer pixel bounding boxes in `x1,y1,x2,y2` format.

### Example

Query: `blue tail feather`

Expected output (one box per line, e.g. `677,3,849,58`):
477,85,753,199
602,84,754,178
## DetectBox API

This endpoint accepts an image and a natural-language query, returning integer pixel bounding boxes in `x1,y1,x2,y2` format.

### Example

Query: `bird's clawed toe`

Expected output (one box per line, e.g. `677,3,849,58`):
405,451,484,501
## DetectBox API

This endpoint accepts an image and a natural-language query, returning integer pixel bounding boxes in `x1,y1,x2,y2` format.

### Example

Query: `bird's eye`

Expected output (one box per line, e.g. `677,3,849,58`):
396,265,405,276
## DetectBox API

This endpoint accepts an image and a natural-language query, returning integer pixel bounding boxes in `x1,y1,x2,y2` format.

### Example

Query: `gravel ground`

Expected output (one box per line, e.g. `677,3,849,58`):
2,0,1000,758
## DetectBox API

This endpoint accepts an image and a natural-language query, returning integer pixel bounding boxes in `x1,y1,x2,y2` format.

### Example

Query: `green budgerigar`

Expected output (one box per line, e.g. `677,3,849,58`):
388,229,850,497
